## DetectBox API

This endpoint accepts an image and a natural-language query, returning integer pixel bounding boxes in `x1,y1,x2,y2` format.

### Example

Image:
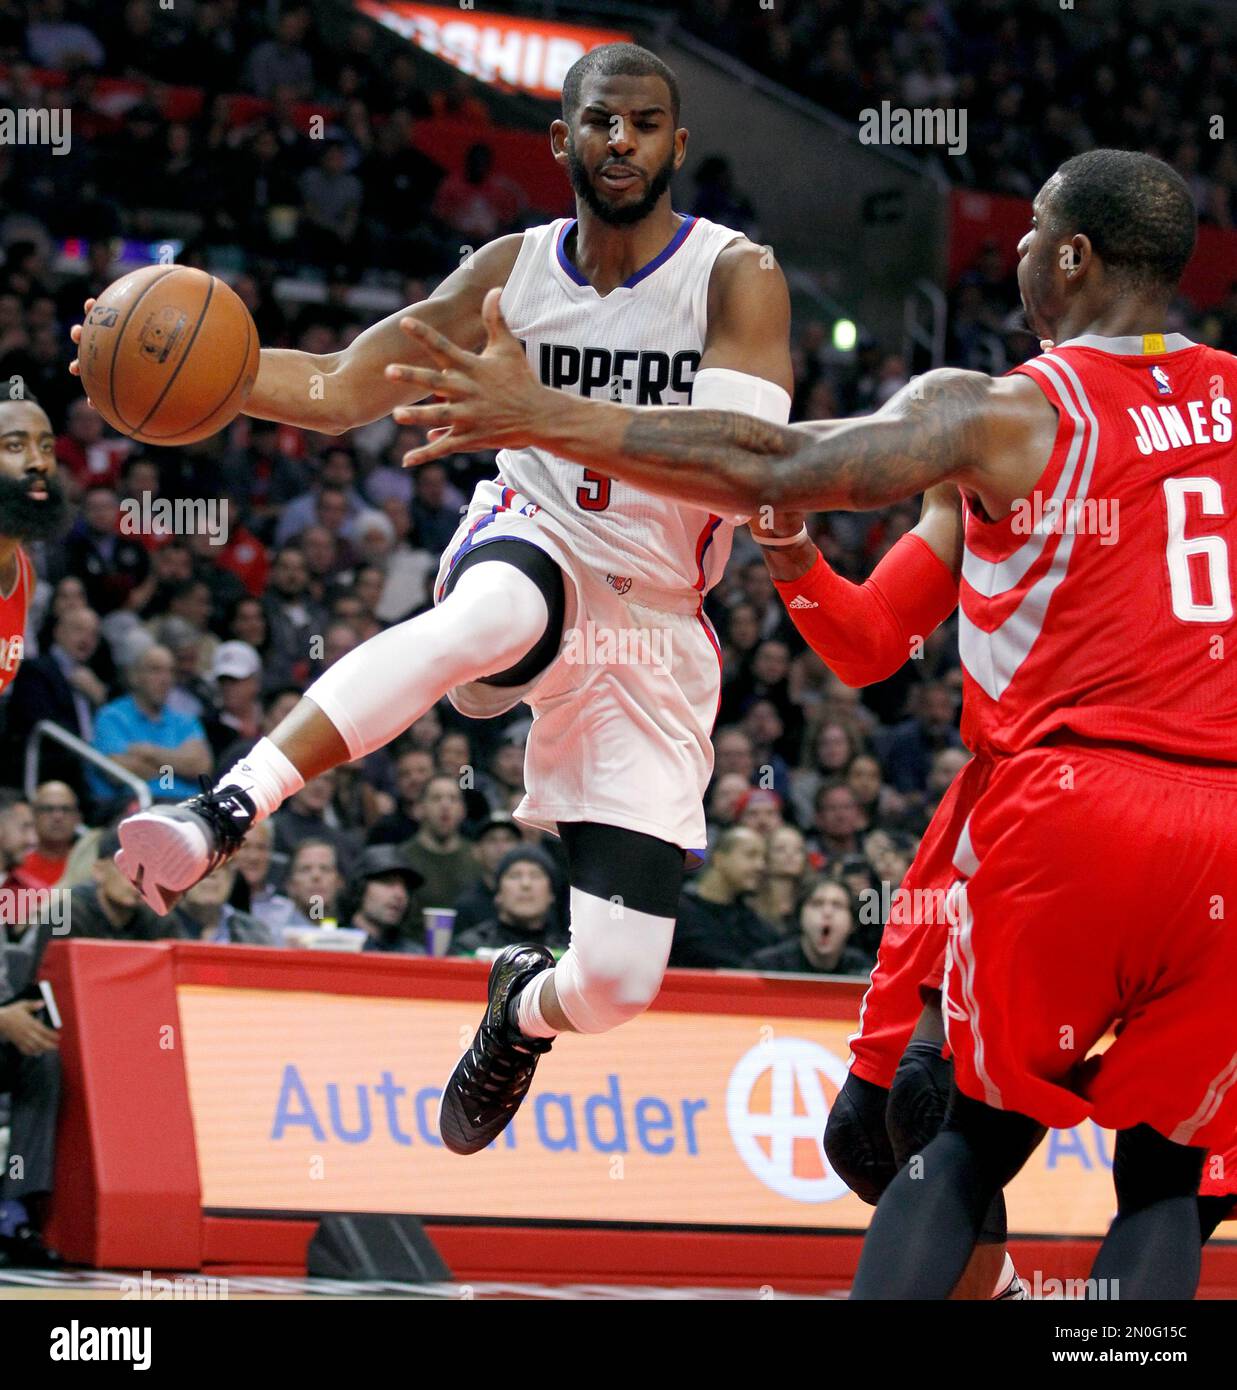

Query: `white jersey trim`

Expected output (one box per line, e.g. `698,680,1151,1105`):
959,354,1099,700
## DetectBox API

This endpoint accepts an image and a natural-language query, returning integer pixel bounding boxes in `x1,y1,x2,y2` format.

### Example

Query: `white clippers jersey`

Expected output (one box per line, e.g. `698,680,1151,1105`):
495,214,744,602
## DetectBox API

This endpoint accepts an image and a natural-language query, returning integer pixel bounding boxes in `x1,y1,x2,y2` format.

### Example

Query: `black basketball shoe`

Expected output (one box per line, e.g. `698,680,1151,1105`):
439,943,556,1155
116,778,257,914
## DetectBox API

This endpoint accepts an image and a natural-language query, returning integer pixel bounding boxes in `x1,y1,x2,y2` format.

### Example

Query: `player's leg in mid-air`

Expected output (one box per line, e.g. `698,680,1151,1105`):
437,820,683,1153
115,539,564,910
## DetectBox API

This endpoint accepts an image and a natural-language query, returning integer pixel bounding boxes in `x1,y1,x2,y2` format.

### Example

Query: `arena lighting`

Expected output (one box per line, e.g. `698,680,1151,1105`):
832,318,858,352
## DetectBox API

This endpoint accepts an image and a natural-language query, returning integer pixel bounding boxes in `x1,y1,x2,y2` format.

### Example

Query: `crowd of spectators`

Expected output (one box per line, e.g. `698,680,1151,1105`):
0,0,1230,988
684,0,1237,225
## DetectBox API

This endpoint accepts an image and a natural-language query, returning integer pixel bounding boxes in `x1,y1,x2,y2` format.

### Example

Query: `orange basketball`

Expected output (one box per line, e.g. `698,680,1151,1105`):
77,265,259,446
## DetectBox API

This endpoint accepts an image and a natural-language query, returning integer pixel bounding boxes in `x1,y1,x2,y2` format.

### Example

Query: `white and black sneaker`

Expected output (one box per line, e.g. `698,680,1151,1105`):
115,779,257,914
439,943,556,1155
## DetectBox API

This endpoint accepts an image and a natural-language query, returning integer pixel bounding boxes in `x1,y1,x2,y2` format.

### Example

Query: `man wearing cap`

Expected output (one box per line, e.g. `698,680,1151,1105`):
203,641,265,764
452,847,567,957
452,812,521,934
337,846,426,952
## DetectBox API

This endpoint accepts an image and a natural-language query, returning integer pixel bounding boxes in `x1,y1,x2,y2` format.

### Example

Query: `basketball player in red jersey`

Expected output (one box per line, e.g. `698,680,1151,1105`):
761,485,1235,1279
394,149,1237,1297
0,397,65,695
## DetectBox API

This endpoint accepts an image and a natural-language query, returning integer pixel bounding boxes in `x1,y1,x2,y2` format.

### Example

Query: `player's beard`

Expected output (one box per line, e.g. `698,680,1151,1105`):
567,144,677,227
0,472,69,542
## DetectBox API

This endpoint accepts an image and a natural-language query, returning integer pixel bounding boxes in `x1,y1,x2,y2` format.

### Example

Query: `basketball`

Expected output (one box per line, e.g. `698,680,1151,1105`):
76,265,259,446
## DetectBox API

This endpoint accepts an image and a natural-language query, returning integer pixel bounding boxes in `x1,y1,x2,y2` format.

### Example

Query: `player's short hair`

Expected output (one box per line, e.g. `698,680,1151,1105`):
561,42,681,125
1048,150,1197,291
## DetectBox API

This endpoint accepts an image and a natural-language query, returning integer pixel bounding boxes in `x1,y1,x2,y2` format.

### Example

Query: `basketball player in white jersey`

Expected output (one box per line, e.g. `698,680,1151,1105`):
80,44,794,1153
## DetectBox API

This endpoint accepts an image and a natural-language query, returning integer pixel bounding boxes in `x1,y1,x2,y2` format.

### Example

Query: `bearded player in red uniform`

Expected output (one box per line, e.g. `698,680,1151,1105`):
390,149,1237,1298
0,397,63,694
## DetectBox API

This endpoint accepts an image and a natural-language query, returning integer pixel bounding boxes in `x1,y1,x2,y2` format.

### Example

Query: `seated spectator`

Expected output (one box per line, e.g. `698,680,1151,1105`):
62,485,152,617
0,792,40,906
669,827,779,969
88,644,212,805
752,824,808,936
809,780,865,864
0,906,61,1269
261,836,344,933
846,752,907,831
68,829,173,940
336,845,425,953
746,879,872,978
366,745,435,846
399,776,483,925
260,546,325,690
169,863,274,945
874,680,964,794
2,604,105,800
202,642,264,765
409,463,462,556
233,820,290,923
735,787,786,838
243,4,315,99
298,141,363,264
712,726,757,787
453,847,567,956
153,615,213,720
789,720,859,826
452,812,522,934
19,782,79,890
706,772,751,826
270,770,358,864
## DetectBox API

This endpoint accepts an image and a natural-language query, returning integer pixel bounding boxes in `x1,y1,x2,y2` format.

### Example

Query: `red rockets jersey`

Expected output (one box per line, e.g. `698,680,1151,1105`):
0,544,32,697
959,333,1237,762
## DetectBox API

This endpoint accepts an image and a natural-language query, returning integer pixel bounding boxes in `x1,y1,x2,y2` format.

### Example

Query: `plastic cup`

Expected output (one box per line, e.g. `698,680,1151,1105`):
423,907,456,958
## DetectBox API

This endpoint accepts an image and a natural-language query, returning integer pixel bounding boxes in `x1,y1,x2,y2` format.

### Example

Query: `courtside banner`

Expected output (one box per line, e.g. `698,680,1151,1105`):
356,2,631,99
177,983,1119,1234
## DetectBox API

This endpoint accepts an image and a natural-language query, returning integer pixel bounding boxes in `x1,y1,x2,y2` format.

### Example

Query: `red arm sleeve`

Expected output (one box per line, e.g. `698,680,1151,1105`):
772,533,958,687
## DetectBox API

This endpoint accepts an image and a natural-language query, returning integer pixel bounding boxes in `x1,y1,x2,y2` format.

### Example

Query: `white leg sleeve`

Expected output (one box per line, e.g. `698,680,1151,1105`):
304,559,549,759
549,887,675,1034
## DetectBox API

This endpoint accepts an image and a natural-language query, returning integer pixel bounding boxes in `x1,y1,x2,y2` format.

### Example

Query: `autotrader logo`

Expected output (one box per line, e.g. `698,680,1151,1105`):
726,1038,851,1202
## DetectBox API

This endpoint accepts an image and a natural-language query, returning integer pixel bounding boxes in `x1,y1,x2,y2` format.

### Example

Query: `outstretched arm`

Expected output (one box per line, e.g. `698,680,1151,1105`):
391,291,1026,514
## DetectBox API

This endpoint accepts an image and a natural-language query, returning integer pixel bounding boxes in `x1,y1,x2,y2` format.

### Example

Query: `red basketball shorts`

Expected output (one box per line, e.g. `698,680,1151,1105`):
943,742,1237,1149
848,753,994,1089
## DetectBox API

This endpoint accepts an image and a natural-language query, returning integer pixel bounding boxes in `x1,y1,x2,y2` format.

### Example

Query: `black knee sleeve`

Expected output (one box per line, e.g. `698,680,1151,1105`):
887,1039,951,1169
1113,1125,1207,1216
559,821,684,919
941,1083,1047,1191
889,1042,1007,1245
823,1072,898,1207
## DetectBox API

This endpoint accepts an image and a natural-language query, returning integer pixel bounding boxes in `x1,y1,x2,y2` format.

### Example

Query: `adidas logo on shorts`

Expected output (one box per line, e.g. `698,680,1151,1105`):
788,595,819,609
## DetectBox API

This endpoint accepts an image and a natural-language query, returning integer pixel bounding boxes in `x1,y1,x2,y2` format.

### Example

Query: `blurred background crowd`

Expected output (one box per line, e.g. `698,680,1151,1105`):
0,0,1232,980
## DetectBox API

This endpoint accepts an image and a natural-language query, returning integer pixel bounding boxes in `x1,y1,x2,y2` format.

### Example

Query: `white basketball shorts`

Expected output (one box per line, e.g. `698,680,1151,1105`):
433,480,722,855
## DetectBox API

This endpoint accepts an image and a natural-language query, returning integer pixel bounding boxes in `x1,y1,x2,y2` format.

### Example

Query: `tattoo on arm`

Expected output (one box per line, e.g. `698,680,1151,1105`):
776,370,992,511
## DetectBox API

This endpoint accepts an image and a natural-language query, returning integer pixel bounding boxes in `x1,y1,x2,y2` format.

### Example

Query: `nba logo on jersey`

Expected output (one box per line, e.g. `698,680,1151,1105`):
1151,365,1172,395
